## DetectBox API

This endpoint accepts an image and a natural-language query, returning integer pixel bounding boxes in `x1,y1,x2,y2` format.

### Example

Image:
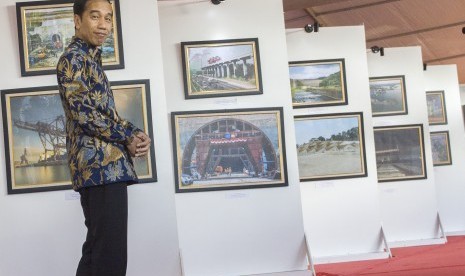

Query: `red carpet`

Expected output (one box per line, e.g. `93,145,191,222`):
315,236,465,276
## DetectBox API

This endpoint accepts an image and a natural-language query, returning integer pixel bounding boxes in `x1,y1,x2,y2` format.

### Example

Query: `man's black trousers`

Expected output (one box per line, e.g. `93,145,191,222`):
76,182,128,276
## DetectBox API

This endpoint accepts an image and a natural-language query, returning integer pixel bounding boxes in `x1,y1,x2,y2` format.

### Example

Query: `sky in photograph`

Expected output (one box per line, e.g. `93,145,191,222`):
289,63,340,80
294,116,359,145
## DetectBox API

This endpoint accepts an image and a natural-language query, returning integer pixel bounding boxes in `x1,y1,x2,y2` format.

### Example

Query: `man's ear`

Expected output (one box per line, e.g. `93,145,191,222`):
74,14,82,31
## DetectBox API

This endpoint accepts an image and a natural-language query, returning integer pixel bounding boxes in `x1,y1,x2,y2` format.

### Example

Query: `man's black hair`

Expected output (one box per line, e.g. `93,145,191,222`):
74,0,111,17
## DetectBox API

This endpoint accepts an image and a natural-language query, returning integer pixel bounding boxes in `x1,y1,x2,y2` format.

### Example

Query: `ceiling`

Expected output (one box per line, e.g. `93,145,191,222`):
283,0,465,84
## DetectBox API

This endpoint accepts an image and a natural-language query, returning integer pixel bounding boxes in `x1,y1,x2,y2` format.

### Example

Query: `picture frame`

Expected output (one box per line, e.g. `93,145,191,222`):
171,107,288,193
430,131,452,166
289,59,348,108
294,112,367,181
16,0,124,77
369,75,408,117
374,124,427,182
180,38,262,99
426,91,448,125
1,79,156,194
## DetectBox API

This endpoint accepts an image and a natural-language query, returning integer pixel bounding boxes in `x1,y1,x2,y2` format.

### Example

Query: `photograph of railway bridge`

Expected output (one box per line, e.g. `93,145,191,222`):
374,124,426,182
171,108,287,192
181,38,262,98
289,59,347,108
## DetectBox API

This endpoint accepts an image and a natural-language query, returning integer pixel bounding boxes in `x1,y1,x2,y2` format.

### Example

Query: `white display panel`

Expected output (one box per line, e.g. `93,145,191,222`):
424,65,465,235
158,0,307,275
367,47,442,246
286,26,387,262
0,0,181,275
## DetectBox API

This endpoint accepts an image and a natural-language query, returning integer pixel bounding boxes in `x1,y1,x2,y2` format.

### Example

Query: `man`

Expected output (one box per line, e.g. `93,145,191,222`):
56,0,151,275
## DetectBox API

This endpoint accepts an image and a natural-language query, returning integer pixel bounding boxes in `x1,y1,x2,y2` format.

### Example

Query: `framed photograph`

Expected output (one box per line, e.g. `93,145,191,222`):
294,112,367,181
289,59,348,108
171,107,287,193
16,0,124,76
1,79,156,194
181,38,262,99
430,131,452,166
426,91,448,125
369,75,408,116
374,124,427,182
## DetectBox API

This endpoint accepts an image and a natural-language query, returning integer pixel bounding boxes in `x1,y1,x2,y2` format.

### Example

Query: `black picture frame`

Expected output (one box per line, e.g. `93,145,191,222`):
171,107,288,193
180,38,263,99
289,58,348,108
430,131,452,166
369,75,408,117
1,79,155,194
16,0,125,77
294,112,367,181
374,124,427,182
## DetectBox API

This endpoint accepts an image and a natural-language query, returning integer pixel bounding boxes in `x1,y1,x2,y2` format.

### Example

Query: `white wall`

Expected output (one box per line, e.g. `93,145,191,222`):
367,47,441,246
286,26,386,261
424,65,465,234
158,1,307,275
0,1,181,275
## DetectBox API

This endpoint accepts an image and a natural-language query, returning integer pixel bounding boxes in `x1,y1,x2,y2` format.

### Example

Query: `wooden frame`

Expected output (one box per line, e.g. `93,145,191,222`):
426,91,448,125
430,131,452,166
374,124,427,182
294,112,367,181
16,0,124,76
181,38,262,99
1,79,155,194
171,107,287,193
289,59,348,108
369,75,408,117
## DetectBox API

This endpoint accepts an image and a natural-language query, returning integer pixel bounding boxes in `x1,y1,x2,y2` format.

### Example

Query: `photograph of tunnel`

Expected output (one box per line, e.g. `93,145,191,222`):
430,131,452,166
1,80,155,194
171,107,287,192
426,91,448,125
294,112,367,181
181,38,262,99
374,124,427,182
369,75,408,117
289,59,347,108
16,0,123,76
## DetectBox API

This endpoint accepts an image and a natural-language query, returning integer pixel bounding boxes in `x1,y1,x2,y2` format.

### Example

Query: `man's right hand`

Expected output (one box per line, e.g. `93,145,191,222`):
127,135,143,157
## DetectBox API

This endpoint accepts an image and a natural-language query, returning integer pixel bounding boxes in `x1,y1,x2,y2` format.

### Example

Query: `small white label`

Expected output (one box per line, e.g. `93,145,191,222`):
65,191,80,200
214,98,238,106
225,192,249,199
315,181,335,189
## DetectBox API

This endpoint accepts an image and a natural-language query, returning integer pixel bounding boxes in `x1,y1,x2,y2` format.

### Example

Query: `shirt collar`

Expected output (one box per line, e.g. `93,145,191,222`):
71,36,102,60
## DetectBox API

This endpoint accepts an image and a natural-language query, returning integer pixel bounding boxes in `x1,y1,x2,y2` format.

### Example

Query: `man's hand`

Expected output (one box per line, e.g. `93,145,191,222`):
134,132,151,157
127,135,142,157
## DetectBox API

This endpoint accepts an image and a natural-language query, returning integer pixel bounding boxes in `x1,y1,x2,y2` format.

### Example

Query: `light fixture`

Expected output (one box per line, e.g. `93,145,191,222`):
304,22,319,33
371,46,384,56
211,0,225,5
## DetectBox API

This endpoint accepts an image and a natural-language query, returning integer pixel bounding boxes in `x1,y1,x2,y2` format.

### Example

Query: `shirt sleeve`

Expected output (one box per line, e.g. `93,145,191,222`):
57,53,138,145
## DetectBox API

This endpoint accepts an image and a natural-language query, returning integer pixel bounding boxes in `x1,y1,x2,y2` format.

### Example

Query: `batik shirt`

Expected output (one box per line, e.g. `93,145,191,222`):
57,37,140,190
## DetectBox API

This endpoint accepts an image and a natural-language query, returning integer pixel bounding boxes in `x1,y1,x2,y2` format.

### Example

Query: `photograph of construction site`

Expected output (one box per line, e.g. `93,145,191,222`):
181,38,262,98
430,131,452,166
1,81,154,193
294,112,367,181
374,124,426,182
369,75,407,116
17,0,122,76
289,59,347,108
171,108,287,192
426,91,448,125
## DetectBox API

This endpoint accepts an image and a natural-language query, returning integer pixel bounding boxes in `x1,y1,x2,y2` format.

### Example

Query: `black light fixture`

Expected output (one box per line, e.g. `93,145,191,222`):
462,26,465,34
423,63,427,71
371,46,384,56
211,0,225,5
304,22,319,33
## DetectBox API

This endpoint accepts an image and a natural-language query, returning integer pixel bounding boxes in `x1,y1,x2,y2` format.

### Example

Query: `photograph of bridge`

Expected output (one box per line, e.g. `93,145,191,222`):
181,38,262,98
430,131,452,166
289,59,347,108
171,108,287,192
426,91,448,125
17,0,122,76
374,124,426,182
294,112,366,181
1,81,154,193
369,75,407,116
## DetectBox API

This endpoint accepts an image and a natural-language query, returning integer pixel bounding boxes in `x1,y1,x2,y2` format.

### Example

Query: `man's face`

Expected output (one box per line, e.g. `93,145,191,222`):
74,0,113,47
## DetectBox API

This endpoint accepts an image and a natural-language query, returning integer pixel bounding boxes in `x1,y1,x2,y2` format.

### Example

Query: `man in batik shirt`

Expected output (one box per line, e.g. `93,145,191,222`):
56,0,151,275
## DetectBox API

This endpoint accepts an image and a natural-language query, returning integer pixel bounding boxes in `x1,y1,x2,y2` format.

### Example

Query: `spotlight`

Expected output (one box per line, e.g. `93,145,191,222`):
211,0,225,4
371,46,384,56
304,22,319,33
462,27,465,34
423,63,427,71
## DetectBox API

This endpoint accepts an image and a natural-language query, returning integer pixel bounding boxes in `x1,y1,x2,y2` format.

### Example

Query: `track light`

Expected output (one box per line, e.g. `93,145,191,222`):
211,0,225,5
304,22,320,33
371,46,384,56
423,63,427,71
